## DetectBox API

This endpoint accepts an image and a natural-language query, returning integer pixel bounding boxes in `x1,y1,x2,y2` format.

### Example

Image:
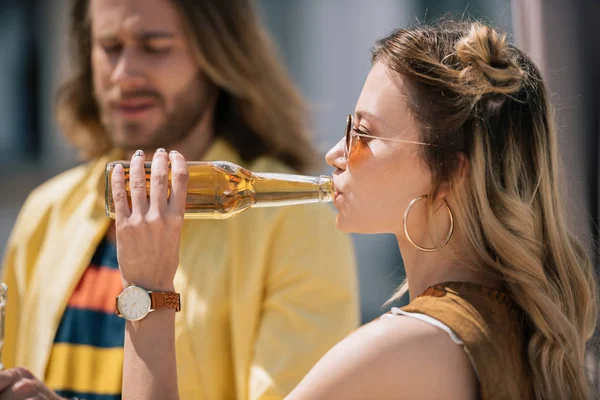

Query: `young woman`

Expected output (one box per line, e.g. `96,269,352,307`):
110,21,598,399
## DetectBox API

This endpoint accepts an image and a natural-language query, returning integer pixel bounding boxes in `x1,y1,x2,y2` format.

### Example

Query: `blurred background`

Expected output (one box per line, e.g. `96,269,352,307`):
0,0,598,366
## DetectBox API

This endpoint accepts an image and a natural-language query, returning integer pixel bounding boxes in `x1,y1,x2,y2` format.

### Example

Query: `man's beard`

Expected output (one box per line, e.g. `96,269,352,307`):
100,74,211,152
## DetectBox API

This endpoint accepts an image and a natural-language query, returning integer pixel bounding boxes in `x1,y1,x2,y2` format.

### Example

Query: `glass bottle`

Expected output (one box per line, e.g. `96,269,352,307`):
105,161,334,219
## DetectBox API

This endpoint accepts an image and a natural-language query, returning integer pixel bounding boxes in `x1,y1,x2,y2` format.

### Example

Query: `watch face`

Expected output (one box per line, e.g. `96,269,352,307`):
117,286,151,321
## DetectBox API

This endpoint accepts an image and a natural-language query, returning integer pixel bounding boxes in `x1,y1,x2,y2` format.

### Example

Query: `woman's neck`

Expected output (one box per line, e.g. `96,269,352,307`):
396,233,503,301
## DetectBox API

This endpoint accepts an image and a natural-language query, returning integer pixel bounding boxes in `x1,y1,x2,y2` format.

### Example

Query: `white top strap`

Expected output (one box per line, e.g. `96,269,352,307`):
386,307,464,344
383,307,479,379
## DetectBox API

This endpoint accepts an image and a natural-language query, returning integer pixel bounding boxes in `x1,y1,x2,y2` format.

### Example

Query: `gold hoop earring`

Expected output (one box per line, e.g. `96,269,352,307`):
403,195,454,252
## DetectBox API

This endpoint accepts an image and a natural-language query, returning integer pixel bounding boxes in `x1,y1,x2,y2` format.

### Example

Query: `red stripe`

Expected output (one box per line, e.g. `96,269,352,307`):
68,265,123,314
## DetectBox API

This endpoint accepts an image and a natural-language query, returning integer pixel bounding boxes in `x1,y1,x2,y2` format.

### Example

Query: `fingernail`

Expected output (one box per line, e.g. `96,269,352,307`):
114,163,123,173
156,148,166,153
170,150,178,155
134,150,144,157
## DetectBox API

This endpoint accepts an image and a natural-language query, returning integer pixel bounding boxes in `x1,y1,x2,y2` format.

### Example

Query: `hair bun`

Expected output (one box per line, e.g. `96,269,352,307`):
455,23,524,96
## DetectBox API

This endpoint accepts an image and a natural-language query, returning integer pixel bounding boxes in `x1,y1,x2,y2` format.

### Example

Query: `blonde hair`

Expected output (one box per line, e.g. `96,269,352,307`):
375,21,598,399
56,0,318,172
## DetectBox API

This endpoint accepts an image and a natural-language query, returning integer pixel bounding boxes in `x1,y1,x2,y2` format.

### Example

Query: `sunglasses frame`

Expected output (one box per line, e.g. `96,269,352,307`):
344,114,440,159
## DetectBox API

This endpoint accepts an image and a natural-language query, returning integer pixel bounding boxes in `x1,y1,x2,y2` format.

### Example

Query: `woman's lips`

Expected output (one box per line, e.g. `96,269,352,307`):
332,174,345,202
333,189,343,202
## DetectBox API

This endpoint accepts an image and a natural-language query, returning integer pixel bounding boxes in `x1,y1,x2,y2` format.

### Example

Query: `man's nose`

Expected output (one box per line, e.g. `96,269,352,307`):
111,47,146,91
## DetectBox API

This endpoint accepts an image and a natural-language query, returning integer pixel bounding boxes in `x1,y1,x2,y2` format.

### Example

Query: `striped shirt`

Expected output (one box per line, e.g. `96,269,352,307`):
45,238,125,400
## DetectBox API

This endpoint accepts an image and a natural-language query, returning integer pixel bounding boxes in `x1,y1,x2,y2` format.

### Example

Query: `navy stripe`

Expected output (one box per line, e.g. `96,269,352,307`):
90,239,119,270
55,307,125,348
56,389,121,400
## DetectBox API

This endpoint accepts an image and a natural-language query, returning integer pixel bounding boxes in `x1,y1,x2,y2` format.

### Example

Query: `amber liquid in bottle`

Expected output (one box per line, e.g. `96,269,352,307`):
105,161,333,219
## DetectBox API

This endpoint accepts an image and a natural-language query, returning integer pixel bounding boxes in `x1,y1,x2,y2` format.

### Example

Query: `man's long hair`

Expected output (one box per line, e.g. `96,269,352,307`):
56,0,318,172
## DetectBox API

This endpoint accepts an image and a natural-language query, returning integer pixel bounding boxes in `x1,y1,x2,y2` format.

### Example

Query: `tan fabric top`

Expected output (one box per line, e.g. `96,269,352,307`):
401,281,534,400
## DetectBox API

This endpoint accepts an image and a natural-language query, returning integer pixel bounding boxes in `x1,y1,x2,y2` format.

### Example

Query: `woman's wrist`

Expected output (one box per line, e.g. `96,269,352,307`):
121,278,175,292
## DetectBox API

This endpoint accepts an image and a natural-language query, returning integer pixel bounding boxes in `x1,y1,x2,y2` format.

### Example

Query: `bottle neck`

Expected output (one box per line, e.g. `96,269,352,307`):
252,173,333,208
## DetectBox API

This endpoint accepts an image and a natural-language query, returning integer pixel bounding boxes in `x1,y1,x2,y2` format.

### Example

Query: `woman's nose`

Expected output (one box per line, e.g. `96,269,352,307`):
325,138,347,171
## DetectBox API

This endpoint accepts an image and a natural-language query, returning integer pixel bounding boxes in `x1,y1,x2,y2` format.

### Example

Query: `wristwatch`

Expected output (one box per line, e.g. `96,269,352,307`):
115,284,181,321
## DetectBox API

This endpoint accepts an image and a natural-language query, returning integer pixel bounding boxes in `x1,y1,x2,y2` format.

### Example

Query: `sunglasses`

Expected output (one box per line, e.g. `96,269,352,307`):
344,114,439,159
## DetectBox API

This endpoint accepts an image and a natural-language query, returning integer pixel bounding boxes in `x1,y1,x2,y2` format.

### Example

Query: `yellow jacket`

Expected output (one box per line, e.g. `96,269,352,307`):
2,139,359,399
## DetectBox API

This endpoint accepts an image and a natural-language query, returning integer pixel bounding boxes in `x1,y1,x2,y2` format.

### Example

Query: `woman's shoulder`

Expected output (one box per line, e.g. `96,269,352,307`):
287,315,478,400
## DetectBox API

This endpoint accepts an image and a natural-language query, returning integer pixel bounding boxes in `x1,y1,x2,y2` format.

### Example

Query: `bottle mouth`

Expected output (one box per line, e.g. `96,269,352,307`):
318,175,334,202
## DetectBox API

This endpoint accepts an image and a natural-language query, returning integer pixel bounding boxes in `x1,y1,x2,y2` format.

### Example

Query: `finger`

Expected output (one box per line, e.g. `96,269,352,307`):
129,150,149,215
168,150,188,215
111,164,132,220
0,367,31,392
149,148,169,214
0,370,15,392
12,377,35,395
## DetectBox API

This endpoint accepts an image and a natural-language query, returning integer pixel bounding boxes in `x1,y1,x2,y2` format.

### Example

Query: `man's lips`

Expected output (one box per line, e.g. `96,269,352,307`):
112,98,159,116
120,97,157,105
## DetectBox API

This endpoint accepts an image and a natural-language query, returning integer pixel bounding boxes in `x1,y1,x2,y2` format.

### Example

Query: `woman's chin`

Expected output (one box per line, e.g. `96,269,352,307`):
335,214,357,233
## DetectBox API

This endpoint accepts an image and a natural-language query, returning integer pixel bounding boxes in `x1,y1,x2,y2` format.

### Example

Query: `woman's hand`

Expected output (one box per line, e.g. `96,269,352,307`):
111,148,189,291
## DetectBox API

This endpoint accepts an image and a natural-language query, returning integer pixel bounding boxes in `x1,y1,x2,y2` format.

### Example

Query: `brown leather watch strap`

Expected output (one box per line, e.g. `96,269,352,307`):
150,292,181,312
